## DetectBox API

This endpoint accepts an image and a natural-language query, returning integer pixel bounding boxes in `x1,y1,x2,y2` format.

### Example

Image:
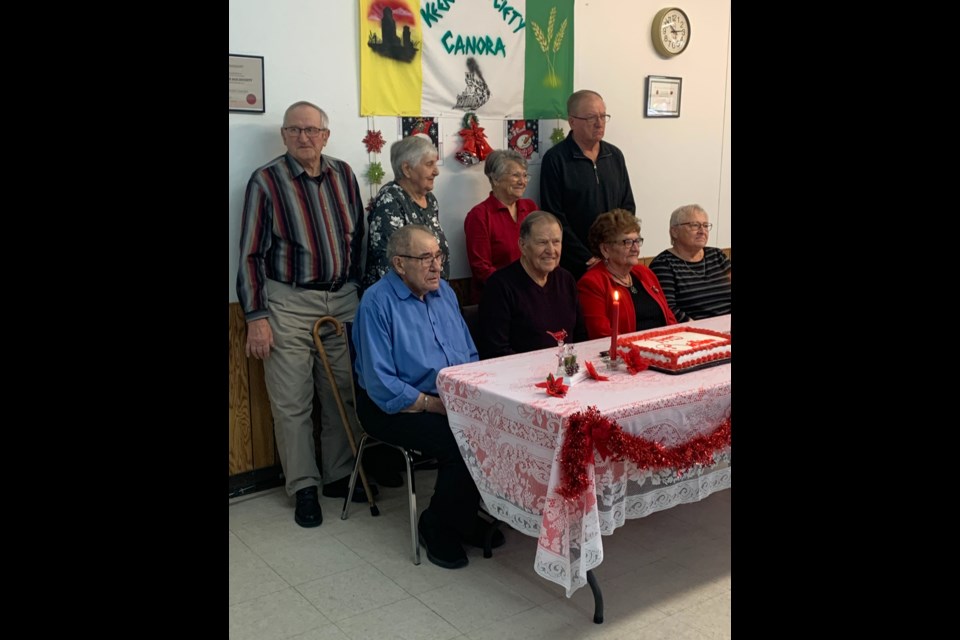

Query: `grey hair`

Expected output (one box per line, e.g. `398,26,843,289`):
386,224,435,265
669,204,708,227
567,90,603,117
390,135,438,179
282,101,328,128
669,204,708,245
519,211,561,240
484,149,527,187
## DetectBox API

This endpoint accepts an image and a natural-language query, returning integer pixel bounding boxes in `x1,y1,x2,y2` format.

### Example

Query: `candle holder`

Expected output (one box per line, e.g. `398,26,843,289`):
601,350,624,371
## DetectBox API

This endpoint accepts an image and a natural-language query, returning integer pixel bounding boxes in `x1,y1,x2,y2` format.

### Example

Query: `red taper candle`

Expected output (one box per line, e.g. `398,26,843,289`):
610,289,620,360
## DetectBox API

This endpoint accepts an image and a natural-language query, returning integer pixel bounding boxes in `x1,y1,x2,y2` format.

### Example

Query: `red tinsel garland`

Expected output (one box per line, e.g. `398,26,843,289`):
557,406,731,500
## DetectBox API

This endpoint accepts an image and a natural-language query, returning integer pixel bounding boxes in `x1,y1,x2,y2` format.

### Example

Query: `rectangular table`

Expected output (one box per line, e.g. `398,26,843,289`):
437,314,731,599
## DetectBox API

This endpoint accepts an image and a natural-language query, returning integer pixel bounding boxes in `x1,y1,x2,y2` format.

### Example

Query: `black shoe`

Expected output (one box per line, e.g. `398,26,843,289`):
418,510,468,569
294,487,323,528
322,475,378,503
462,515,506,549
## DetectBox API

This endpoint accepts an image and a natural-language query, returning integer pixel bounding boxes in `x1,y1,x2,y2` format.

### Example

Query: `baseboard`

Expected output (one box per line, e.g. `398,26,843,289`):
229,465,284,498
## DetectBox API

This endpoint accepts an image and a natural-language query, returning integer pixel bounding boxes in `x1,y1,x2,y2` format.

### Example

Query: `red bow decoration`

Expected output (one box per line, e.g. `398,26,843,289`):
455,113,493,166
557,406,732,500
546,329,568,343
618,345,652,375
584,360,609,381
535,373,569,397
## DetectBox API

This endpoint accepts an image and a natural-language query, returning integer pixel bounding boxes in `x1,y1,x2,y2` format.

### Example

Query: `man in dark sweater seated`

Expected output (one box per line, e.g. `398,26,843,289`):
478,210,587,359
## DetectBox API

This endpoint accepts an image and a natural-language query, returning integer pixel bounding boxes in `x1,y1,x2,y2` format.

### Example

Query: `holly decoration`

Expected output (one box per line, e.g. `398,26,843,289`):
362,130,386,154
550,126,566,144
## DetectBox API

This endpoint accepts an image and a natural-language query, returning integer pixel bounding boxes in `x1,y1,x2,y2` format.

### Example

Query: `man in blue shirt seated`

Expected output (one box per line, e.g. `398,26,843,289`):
352,224,505,569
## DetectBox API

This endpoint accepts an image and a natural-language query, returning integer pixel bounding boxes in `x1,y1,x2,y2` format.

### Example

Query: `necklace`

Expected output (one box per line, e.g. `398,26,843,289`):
676,251,707,278
609,269,638,294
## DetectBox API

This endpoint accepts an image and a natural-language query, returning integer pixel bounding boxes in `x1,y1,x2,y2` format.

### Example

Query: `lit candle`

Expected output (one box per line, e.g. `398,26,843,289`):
610,290,620,361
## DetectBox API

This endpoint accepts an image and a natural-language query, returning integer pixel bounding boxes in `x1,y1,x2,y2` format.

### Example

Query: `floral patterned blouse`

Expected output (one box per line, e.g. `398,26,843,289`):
362,180,451,289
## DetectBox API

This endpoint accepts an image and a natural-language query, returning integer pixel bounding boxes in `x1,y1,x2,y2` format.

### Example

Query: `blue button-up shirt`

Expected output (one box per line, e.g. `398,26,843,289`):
353,270,478,414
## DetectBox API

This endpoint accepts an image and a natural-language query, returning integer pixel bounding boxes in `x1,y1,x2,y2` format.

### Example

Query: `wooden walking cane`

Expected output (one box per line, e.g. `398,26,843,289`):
312,315,379,516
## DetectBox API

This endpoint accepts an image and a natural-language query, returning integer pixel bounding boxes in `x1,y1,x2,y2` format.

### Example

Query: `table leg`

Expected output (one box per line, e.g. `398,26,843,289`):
586,569,604,624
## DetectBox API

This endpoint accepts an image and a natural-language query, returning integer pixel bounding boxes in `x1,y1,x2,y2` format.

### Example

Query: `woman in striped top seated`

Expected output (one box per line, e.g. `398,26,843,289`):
649,204,731,322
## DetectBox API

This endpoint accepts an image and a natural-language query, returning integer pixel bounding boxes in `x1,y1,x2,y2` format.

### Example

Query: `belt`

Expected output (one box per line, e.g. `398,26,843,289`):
290,278,345,292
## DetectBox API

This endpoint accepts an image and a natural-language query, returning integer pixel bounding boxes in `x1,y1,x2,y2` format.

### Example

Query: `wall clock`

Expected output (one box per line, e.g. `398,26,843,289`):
652,8,690,57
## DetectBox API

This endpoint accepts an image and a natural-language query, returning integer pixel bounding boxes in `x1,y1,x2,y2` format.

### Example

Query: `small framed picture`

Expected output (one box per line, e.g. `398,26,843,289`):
399,117,443,165
645,75,682,118
505,119,541,164
229,54,265,113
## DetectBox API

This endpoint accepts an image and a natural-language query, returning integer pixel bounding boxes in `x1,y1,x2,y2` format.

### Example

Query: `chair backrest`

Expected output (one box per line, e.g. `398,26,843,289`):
460,304,481,354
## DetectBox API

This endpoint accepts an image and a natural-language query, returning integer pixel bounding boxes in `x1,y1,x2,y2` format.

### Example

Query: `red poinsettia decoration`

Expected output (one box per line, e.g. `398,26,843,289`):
546,329,568,344
362,130,386,154
618,345,651,375
583,361,609,381
535,373,569,397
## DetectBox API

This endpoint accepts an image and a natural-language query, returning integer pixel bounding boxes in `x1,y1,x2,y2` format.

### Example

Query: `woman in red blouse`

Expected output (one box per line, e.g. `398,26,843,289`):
463,149,539,303
577,209,677,338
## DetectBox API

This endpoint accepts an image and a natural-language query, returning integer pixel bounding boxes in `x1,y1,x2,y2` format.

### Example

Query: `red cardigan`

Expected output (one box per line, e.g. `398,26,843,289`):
577,262,677,339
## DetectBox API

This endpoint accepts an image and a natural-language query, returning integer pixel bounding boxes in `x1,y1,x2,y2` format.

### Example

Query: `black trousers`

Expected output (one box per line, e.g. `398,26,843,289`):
356,385,480,537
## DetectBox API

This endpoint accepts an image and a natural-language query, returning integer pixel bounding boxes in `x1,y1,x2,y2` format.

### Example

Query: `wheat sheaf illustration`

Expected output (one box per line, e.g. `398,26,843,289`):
529,7,568,88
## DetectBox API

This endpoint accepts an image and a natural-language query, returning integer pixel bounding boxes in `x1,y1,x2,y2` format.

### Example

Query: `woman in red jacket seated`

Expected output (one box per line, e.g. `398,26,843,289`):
577,209,677,339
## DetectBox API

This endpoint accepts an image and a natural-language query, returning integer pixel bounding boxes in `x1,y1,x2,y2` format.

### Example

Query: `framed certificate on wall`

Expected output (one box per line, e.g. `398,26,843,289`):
645,75,682,118
229,54,265,113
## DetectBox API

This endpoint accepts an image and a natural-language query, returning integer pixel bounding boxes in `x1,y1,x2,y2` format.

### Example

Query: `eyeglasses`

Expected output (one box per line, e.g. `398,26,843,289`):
615,237,644,248
398,252,445,267
676,222,713,231
570,114,612,124
282,126,328,138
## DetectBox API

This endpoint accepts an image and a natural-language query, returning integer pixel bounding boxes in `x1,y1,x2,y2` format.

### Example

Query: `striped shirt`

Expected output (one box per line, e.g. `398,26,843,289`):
648,247,731,322
236,153,364,320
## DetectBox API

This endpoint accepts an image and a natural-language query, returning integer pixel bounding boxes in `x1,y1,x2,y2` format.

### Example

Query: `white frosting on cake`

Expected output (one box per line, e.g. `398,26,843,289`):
624,329,731,369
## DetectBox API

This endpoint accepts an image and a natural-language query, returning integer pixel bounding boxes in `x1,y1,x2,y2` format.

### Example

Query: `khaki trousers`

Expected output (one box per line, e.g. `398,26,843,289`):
262,279,362,495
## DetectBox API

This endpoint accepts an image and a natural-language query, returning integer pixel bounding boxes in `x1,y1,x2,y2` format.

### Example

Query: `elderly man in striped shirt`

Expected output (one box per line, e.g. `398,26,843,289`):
237,101,371,527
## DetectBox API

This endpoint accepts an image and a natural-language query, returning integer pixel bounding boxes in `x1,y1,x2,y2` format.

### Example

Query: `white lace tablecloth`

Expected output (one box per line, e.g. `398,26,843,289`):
437,314,731,596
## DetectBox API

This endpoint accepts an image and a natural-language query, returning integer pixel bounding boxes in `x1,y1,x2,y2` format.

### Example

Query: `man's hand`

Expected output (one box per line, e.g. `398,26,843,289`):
246,318,274,360
586,256,600,267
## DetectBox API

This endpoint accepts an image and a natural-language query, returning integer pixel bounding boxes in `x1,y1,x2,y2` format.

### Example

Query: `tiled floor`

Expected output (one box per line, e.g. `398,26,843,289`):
229,471,730,640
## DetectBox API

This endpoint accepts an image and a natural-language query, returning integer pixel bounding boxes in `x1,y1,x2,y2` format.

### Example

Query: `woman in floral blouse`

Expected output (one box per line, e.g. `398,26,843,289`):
363,135,450,289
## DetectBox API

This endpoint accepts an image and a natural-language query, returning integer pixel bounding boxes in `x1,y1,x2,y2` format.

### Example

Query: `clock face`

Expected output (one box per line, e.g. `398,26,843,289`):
653,8,690,56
